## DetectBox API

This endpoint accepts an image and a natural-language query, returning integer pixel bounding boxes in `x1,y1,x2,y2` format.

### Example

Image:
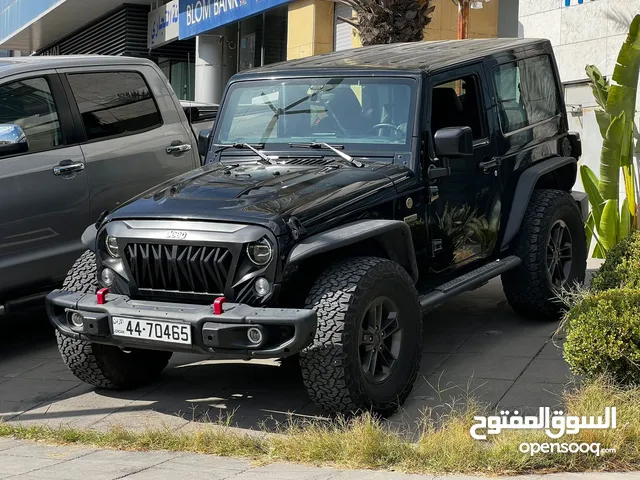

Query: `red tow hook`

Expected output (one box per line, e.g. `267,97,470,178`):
213,296,226,315
96,288,110,305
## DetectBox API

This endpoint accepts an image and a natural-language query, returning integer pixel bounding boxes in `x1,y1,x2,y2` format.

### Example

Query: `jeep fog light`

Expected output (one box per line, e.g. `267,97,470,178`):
254,277,271,296
100,268,116,286
70,312,84,328
105,235,120,258
247,237,272,265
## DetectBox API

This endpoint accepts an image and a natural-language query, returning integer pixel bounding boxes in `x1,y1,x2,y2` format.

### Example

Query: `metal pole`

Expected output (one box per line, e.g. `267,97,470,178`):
261,12,266,66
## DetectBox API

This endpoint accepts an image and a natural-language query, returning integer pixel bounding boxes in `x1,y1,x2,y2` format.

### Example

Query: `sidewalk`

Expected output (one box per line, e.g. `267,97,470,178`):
0,437,637,480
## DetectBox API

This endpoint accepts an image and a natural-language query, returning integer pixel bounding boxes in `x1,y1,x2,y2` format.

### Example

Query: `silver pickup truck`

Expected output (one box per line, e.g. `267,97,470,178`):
0,55,208,315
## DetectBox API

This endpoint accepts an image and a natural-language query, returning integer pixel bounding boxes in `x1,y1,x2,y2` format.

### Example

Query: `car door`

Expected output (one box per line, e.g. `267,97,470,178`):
0,72,90,294
426,64,502,273
58,65,199,223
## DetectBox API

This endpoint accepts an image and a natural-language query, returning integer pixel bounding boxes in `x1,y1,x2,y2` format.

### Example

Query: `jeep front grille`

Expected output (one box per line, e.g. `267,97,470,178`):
124,243,232,295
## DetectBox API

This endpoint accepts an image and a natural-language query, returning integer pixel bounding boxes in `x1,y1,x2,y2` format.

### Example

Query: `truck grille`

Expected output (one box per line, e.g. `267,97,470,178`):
124,243,232,295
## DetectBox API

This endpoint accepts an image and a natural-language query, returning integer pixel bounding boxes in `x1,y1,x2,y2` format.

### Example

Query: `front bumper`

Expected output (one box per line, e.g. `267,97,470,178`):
46,290,316,359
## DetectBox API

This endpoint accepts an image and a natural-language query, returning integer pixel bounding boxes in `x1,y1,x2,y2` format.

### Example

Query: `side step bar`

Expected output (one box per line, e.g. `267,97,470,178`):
419,255,521,312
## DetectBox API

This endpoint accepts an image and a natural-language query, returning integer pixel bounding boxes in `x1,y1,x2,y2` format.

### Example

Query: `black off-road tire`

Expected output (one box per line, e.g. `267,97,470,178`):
502,189,587,321
56,250,172,389
299,257,422,415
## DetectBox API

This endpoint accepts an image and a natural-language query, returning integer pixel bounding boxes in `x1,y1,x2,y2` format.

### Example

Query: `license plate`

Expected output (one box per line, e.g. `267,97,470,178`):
111,317,191,345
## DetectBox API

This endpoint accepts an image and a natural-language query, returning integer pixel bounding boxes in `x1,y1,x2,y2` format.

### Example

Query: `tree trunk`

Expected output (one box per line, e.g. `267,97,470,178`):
457,0,469,39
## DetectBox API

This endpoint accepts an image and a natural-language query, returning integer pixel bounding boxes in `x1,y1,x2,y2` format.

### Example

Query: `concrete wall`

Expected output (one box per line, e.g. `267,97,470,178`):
284,0,504,53
518,0,639,83
287,0,334,59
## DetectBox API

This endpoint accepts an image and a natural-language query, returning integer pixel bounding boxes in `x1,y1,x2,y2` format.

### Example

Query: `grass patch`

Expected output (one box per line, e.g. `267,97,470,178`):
1,377,639,475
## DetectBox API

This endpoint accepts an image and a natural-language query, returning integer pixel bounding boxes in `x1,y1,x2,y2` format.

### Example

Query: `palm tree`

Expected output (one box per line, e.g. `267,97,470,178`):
331,0,436,46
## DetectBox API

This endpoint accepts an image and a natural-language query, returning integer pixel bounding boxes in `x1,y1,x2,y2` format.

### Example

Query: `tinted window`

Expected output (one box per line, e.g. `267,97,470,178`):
431,76,485,140
0,77,63,156
67,72,162,141
494,55,560,134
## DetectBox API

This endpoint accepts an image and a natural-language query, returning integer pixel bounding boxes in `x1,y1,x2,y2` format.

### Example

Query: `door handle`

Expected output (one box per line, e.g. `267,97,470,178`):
166,142,192,155
479,157,501,173
53,161,85,176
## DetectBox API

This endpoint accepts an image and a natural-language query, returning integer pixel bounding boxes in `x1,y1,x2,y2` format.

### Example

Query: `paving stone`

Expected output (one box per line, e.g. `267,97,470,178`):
0,377,79,403
330,470,435,479
0,400,39,421
418,354,452,376
421,332,474,354
19,362,82,382
0,355,48,379
0,455,65,479
537,339,566,359
410,374,513,407
519,357,574,384
91,408,190,432
1,442,96,460
32,449,179,480
498,378,569,413
160,453,249,474
118,467,233,480
432,353,531,381
231,463,337,480
455,332,548,357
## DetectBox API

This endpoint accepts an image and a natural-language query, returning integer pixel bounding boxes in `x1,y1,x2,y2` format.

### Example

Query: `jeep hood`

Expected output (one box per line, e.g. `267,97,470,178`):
107,161,399,232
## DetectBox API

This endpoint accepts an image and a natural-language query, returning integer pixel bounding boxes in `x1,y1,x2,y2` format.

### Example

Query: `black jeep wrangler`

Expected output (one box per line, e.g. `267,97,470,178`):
46,39,587,415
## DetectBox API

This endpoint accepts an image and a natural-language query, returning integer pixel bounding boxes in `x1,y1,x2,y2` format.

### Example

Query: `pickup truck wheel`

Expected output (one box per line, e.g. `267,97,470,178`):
56,251,172,389
299,257,422,415
502,190,587,321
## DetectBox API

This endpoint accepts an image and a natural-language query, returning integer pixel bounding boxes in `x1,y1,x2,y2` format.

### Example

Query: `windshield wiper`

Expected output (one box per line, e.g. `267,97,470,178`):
289,142,363,168
213,143,277,165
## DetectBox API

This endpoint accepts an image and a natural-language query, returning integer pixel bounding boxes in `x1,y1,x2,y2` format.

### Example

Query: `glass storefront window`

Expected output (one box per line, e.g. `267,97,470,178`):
158,58,195,101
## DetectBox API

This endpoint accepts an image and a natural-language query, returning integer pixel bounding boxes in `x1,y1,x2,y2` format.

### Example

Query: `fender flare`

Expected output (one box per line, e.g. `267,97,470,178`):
287,219,419,283
81,224,98,252
500,156,577,251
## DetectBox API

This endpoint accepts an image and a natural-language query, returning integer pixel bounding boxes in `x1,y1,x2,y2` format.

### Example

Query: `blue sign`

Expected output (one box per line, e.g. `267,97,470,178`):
564,0,584,6
179,0,291,39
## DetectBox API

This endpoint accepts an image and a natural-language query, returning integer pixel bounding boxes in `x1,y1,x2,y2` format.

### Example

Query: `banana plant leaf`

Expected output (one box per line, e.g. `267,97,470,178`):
598,112,626,200
600,199,619,251
580,165,605,233
586,64,610,111
620,197,631,240
585,211,608,259
595,110,611,139
606,15,640,119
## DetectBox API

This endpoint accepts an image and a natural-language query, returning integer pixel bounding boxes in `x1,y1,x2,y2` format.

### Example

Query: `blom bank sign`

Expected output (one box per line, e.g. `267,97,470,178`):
178,0,291,39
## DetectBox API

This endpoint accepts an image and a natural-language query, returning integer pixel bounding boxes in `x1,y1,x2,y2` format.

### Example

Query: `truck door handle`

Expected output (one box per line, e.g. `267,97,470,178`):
479,157,501,173
166,142,192,154
53,160,85,176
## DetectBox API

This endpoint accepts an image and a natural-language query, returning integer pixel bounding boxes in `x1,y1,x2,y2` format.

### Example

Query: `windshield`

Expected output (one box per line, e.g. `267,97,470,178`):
213,77,416,152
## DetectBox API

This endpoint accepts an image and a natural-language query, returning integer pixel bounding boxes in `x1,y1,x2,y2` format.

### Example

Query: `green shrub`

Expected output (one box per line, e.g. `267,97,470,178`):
564,288,640,385
591,230,640,291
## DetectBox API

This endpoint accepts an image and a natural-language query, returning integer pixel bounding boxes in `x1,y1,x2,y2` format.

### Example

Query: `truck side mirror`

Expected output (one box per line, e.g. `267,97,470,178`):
433,126,473,158
198,129,211,158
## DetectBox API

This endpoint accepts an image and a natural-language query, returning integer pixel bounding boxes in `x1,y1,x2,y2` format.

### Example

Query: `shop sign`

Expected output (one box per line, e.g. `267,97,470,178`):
149,0,180,49
178,0,291,39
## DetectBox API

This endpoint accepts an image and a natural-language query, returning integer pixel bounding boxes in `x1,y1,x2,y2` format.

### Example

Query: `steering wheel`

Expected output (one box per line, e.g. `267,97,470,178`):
367,123,401,137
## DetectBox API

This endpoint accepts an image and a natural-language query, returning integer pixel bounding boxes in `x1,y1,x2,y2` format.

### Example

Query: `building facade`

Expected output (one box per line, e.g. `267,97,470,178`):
1,0,516,104
518,0,640,196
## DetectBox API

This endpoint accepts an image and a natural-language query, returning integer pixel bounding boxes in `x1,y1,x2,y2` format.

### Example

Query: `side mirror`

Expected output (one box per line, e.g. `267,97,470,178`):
198,128,211,158
433,126,473,158
0,124,28,157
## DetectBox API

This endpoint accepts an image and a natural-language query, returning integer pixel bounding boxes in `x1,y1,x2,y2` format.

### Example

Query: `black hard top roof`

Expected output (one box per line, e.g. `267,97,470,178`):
238,38,549,77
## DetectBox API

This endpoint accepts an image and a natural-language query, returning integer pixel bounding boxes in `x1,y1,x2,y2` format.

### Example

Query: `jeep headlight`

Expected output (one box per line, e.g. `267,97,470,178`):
246,237,272,266
105,235,120,258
